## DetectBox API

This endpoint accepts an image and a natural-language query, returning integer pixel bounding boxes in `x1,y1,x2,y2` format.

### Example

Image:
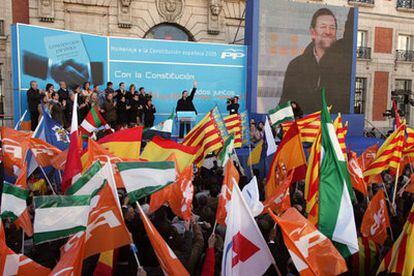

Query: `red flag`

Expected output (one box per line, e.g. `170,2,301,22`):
137,205,190,276
61,93,82,192
392,100,402,128
361,190,390,245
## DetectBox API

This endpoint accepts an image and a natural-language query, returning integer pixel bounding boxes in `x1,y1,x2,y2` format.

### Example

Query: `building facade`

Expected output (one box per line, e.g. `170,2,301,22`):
1,0,414,129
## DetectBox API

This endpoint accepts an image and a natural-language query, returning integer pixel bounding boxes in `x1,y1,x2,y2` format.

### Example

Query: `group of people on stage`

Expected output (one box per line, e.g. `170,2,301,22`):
27,79,241,138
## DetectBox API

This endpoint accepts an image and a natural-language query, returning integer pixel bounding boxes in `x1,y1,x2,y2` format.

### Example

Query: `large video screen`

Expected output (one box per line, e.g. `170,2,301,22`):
257,0,357,114
12,24,246,125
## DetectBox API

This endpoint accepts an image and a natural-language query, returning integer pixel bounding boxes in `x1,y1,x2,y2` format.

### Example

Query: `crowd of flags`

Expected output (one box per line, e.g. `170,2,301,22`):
0,90,413,275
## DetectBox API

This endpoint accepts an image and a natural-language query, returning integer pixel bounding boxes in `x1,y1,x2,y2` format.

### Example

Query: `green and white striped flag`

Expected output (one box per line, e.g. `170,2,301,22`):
33,195,91,244
117,161,176,202
318,89,358,257
66,161,115,196
150,111,174,134
218,134,234,167
268,101,295,126
1,182,29,222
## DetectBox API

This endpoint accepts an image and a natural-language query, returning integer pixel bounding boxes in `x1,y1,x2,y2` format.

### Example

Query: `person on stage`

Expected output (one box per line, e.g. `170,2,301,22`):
176,80,197,138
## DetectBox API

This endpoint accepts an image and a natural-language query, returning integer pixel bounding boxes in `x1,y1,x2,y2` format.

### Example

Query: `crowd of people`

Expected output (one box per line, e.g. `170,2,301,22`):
27,80,157,131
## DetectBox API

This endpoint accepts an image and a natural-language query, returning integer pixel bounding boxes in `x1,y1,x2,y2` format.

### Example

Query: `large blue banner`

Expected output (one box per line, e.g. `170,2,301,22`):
12,24,247,125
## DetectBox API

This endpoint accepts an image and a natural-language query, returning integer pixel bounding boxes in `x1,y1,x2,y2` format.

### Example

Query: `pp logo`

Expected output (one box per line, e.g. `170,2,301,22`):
221,49,245,59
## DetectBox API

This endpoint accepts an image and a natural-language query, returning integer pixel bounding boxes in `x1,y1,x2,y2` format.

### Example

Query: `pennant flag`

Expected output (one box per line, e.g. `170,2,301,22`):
268,208,347,275
264,117,277,156
241,176,264,217
182,108,224,166
268,101,295,127
222,182,275,276
0,182,33,237
51,232,86,276
216,160,240,225
29,138,62,168
61,93,82,192
33,194,91,244
240,111,250,146
318,89,358,257
333,113,347,160
144,111,174,140
117,161,176,202
224,114,243,148
218,134,235,167
98,126,143,159
361,189,390,245
351,237,380,276
363,124,405,179
80,105,110,137
263,170,293,215
149,165,194,220
1,127,31,176
1,182,29,222
137,204,190,276
281,110,324,144
266,122,306,199
348,151,368,195
140,136,199,173
377,202,414,275
247,140,263,166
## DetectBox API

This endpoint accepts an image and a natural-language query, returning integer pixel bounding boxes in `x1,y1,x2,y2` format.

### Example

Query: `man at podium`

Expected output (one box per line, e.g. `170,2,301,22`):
176,80,197,138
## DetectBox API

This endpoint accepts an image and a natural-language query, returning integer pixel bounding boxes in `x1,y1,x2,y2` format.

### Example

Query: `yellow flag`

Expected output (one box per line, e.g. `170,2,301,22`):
247,140,263,166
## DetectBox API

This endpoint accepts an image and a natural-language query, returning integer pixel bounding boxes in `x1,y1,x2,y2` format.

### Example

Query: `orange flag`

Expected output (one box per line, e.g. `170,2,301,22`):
268,208,348,275
266,122,306,199
216,161,239,225
361,190,390,245
51,149,68,171
149,165,194,220
29,138,62,167
1,127,31,176
51,233,86,276
83,183,131,258
137,204,190,276
348,151,367,195
263,170,293,215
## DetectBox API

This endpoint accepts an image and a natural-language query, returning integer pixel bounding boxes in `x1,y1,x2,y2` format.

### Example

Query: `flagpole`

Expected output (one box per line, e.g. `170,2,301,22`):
14,110,28,130
391,162,401,215
21,229,25,254
248,144,253,176
39,166,56,194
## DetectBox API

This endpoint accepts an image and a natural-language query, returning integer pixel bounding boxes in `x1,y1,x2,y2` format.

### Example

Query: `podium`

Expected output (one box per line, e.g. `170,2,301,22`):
177,111,197,122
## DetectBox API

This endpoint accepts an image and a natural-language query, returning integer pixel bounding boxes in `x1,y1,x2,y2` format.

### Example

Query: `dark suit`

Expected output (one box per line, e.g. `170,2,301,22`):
176,87,197,138
27,88,41,130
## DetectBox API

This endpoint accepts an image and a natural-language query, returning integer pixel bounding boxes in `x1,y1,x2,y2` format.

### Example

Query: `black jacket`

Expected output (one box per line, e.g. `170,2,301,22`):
280,11,353,113
176,87,197,114
144,104,156,128
27,88,41,112
227,103,239,115
57,88,69,102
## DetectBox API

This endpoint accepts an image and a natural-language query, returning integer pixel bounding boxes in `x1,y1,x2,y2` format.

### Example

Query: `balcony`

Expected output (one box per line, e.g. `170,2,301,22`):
356,47,371,60
348,0,375,6
397,0,414,10
396,50,414,62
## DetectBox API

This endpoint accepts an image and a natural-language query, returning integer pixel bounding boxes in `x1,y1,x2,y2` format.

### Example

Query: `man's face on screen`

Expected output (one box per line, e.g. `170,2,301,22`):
310,15,337,50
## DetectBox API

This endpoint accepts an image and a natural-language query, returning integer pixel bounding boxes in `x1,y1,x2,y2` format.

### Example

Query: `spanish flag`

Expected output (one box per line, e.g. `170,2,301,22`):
98,126,143,159
141,136,199,173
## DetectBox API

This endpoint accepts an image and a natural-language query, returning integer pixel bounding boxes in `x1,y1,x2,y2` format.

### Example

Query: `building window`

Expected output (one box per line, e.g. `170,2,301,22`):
354,77,367,114
396,34,414,61
397,0,414,9
394,79,412,118
0,20,4,36
356,30,371,59
145,23,193,41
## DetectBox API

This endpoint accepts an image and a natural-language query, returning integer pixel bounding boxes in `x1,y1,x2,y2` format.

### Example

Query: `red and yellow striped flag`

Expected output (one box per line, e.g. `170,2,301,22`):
304,131,322,226
333,113,347,160
403,127,414,158
182,109,223,166
224,114,242,148
282,110,322,144
351,237,380,276
377,203,414,275
363,124,405,179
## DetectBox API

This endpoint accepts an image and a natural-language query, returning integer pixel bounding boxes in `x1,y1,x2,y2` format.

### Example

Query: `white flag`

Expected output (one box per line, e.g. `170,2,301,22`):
241,176,264,217
265,117,277,156
222,182,275,276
